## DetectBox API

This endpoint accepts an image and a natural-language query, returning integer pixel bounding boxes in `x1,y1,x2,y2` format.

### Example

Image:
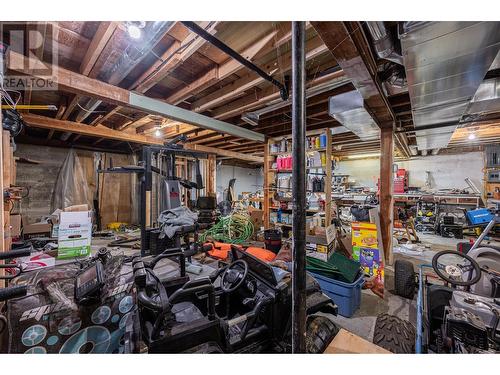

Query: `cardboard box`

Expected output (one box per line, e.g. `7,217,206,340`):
23,222,53,239
351,222,378,248
306,229,335,261
248,208,264,230
57,211,92,259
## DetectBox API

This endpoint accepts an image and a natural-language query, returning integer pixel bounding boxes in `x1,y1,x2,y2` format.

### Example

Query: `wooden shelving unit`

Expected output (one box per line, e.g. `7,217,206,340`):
483,145,500,203
263,128,333,235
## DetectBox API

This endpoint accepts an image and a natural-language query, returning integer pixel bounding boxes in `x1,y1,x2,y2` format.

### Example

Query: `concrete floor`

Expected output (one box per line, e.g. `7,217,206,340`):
92,233,499,343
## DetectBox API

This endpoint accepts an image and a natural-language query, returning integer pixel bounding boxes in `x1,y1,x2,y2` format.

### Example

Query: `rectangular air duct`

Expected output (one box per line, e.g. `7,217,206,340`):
328,90,380,141
400,22,500,150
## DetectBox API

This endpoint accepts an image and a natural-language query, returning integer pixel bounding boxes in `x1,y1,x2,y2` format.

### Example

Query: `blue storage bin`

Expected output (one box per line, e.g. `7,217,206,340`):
309,271,365,317
466,208,493,225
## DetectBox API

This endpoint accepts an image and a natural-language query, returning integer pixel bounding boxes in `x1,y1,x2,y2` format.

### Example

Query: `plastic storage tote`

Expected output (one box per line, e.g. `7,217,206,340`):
308,271,365,317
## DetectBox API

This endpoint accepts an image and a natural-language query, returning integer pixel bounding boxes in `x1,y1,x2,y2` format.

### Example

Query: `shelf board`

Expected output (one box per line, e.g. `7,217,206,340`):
273,223,292,227
270,207,322,213
270,166,325,173
269,148,327,157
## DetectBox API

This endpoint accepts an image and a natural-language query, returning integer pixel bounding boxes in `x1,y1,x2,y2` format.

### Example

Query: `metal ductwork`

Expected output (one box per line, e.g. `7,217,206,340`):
75,21,175,123
241,72,350,126
400,22,500,151
329,90,380,141
463,77,500,121
366,21,403,65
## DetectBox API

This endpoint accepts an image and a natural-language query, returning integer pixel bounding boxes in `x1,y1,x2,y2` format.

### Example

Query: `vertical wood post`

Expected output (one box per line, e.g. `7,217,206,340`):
380,127,394,266
263,138,270,229
207,154,216,197
325,128,332,227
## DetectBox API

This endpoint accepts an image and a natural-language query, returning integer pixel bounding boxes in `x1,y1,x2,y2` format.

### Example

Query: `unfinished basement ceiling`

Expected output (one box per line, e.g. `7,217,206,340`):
400,21,500,151
2,21,500,162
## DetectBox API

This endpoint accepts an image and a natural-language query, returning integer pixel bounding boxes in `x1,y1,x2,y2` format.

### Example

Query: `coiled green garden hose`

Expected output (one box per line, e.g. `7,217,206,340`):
200,212,254,244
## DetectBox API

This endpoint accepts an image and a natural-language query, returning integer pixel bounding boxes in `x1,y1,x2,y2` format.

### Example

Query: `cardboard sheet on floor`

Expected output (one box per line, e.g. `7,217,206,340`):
324,329,391,354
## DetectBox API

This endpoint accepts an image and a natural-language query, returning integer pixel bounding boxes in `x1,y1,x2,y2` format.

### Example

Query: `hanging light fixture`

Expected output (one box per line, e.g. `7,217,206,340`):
126,21,146,40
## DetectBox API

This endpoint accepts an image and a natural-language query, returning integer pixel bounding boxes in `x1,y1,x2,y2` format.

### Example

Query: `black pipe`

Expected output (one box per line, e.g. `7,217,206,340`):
181,21,289,101
291,21,307,354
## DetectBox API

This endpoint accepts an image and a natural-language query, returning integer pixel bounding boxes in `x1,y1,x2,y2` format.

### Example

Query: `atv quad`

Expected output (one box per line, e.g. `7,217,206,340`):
133,245,340,353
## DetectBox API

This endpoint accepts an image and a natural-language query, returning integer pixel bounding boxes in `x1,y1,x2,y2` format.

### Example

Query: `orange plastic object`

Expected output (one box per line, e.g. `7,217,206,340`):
245,247,277,262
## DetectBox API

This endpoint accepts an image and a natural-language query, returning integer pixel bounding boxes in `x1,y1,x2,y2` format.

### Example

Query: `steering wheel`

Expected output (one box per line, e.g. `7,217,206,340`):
432,250,482,287
221,260,248,293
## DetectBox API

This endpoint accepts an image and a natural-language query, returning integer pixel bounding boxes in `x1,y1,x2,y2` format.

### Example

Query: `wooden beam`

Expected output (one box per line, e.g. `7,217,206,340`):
193,36,329,113
8,50,264,142
263,139,271,229
22,22,47,112
22,114,163,145
165,30,278,105
207,154,216,196
64,23,118,122
119,114,150,131
62,95,80,120
132,22,219,94
379,127,394,265
184,143,263,163
80,21,118,76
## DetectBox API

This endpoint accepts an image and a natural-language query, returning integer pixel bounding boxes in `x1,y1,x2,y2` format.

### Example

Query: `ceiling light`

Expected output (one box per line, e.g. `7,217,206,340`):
468,132,476,140
346,153,381,160
127,24,142,40
155,129,162,137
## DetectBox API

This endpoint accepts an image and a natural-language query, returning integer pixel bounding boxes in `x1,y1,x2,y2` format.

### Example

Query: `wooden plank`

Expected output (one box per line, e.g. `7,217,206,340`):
324,329,391,354
263,139,271,229
22,22,47,112
22,114,163,145
379,127,394,265
184,143,263,163
61,95,80,120
165,30,278,105
80,21,118,76
8,50,130,106
207,154,216,196
325,128,332,227
194,36,328,114
8,50,264,142
132,22,218,94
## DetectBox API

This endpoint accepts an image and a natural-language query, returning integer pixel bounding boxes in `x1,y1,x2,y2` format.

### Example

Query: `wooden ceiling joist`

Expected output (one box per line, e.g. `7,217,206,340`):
7,50,264,142
21,114,263,163
132,22,219,94
23,114,163,145
165,30,279,105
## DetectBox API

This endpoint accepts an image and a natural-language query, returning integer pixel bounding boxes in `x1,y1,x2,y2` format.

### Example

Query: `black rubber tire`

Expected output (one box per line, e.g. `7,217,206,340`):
305,315,339,353
373,314,415,353
394,259,416,299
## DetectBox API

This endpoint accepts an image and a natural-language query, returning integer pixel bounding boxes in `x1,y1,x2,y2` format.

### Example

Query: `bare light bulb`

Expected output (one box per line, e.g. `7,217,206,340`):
127,24,142,40
155,129,162,137
468,132,476,140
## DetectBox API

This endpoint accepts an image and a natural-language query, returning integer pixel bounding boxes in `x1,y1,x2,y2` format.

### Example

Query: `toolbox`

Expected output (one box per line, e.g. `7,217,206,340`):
466,208,494,225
